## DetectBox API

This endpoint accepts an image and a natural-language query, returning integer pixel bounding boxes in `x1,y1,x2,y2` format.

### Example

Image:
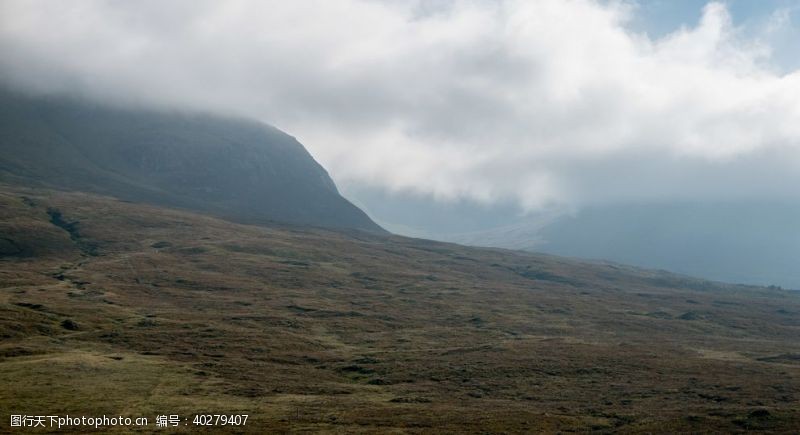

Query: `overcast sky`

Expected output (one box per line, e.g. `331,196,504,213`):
2,0,800,213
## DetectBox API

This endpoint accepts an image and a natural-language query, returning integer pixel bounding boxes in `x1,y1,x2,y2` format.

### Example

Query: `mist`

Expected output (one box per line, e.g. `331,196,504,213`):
2,0,800,214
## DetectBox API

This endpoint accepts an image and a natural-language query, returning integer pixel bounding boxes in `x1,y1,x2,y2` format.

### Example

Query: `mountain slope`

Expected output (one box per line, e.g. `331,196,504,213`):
2,184,799,432
0,90,383,232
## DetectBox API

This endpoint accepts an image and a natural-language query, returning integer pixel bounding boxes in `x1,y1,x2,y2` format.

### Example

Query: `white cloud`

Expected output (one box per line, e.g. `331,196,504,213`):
1,0,799,211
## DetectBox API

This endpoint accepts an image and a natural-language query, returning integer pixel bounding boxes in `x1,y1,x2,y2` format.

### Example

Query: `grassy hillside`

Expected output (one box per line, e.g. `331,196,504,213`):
1,184,799,433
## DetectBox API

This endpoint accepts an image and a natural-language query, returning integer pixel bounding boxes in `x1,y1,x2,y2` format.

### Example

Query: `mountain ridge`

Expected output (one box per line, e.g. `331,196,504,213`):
0,89,384,233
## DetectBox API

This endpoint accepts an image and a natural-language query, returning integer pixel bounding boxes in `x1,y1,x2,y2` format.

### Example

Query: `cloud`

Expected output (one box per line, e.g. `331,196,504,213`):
1,0,799,211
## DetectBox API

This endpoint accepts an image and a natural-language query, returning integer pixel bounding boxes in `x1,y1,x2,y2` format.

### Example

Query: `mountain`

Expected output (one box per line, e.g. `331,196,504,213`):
432,202,800,290
534,202,800,289
0,89,383,232
344,187,800,289
2,184,799,432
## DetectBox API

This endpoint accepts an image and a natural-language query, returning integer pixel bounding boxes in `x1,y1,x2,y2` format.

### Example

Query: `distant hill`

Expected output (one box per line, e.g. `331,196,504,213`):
346,187,800,289
434,202,800,290
0,89,384,232
533,202,800,289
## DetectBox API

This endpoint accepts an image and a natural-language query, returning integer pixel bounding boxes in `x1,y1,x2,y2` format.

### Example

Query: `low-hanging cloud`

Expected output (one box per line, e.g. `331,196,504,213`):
2,0,799,211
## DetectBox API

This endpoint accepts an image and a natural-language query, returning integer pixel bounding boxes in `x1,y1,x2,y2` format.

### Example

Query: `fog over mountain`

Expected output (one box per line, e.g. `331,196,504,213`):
3,0,800,209
2,0,799,287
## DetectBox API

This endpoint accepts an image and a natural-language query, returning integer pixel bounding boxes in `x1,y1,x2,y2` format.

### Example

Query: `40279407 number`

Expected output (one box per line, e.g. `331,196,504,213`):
192,414,248,426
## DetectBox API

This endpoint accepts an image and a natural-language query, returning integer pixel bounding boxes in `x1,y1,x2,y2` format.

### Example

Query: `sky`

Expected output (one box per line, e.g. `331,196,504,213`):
2,0,800,217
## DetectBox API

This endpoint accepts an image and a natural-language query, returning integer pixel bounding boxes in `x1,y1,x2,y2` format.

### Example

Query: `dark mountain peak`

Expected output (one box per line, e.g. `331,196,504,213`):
0,90,384,232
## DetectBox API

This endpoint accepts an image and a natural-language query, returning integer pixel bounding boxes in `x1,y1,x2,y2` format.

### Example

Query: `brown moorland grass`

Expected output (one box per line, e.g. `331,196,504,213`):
1,184,799,433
